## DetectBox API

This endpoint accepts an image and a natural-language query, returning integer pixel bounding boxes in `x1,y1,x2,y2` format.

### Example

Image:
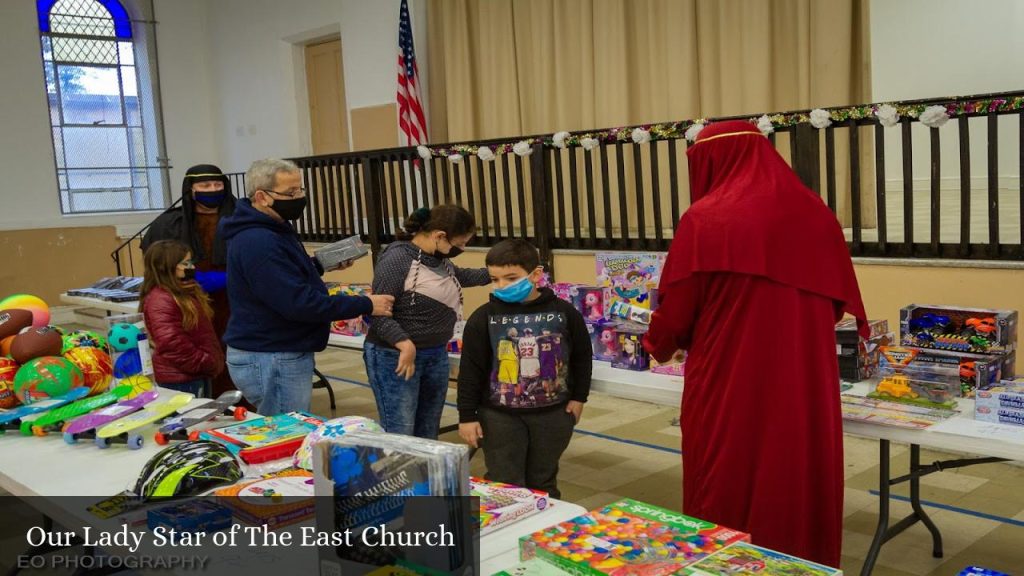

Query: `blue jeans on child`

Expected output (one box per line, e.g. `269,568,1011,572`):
226,346,315,416
364,342,450,439
159,379,209,398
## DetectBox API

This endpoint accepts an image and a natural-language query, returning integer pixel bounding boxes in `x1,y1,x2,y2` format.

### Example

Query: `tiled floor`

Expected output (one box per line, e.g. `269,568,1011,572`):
312,347,1024,575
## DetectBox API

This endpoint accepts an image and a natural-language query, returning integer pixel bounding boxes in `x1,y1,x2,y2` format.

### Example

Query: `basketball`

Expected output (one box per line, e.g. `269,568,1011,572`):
108,323,142,352
0,357,20,409
10,326,64,364
0,309,33,340
113,348,143,378
64,346,114,396
120,374,154,399
13,356,85,405
0,295,50,328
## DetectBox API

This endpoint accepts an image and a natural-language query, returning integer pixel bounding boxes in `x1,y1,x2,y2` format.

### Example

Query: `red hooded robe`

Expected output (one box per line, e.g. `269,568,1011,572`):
643,120,868,568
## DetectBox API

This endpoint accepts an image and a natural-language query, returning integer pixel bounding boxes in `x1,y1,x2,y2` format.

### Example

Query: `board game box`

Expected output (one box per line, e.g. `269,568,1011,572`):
596,253,665,310
519,498,749,576
681,542,842,575
214,468,316,529
471,477,548,535
200,411,325,460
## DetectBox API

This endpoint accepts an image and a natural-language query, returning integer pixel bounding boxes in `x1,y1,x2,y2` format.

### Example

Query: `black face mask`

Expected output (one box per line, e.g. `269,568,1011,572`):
270,197,308,221
182,267,196,282
194,191,227,208
436,237,464,258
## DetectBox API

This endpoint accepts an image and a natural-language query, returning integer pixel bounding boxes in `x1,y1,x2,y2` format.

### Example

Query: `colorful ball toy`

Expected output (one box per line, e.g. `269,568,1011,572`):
108,323,142,352
0,295,50,328
13,356,84,405
61,330,108,354
0,357,20,409
119,374,154,399
64,346,114,396
293,416,382,470
113,348,143,378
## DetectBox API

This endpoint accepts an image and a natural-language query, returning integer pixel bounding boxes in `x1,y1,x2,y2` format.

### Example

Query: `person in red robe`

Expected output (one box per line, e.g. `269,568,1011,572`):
643,120,869,568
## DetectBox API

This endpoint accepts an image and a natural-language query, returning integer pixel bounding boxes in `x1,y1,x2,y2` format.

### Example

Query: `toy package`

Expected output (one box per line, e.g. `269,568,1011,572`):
448,320,465,355
608,300,652,325
975,383,1024,427
589,322,620,362
651,351,685,377
550,283,582,305
876,346,1002,399
900,304,1018,354
315,235,370,270
200,411,325,462
596,253,666,310
494,559,570,576
571,286,609,324
215,468,315,529
471,477,548,535
104,313,154,394
958,567,1010,576
148,500,232,534
840,395,957,429
681,542,842,575
836,319,892,382
328,284,373,336
519,498,749,576
612,326,650,371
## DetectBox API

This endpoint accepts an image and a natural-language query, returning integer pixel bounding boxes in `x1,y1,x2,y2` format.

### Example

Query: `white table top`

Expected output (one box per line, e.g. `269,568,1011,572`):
59,293,140,315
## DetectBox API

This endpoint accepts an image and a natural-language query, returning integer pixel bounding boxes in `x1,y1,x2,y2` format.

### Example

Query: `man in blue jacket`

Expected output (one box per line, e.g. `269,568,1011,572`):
220,158,393,415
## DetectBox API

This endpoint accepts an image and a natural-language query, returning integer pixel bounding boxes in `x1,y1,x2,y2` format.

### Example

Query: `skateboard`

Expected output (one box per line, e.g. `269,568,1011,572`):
24,385,133,436
154,390,247,445
94,393,193,450
63,389,160,444
0,388,90,433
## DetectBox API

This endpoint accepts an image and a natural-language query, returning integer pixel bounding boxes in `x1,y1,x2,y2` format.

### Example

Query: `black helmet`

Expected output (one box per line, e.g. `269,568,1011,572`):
132,440,242,500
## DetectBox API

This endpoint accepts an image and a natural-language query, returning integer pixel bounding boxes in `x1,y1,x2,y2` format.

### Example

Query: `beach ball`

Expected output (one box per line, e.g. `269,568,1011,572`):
119,374,154,399
13,356,84,405
0,295,50,328
61,330,108,354
108,323,142,352
0,357,20,409
293,416,382,471
64,346,113,396
113,348,142,378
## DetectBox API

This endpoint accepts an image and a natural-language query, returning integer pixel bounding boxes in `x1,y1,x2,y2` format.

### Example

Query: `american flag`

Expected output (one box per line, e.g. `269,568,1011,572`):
397,0,427,146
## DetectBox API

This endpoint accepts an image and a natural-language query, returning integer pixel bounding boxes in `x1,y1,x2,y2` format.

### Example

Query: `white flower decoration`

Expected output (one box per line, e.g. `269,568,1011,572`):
919,105,950,128
809,108,832,129
875,104,900,128
756,114,774,136
417,145,432,160
476,146,495,162
631,127,651,145
448,153,464,164
684,122,705,143
552,131,571,149
513,140,533,156
580,137,600,151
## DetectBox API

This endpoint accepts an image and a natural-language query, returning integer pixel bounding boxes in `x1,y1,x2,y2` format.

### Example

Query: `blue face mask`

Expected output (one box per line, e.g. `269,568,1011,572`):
493,275,534,303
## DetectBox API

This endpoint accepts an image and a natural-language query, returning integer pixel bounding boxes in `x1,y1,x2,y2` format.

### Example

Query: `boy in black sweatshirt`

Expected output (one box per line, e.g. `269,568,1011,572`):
457,239,592,498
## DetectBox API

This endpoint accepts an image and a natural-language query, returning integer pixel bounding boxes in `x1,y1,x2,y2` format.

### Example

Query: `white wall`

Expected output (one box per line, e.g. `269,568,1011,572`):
870,0,1024,193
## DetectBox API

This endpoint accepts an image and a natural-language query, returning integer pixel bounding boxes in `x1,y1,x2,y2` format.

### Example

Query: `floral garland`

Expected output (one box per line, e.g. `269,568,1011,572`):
416,95,1024,163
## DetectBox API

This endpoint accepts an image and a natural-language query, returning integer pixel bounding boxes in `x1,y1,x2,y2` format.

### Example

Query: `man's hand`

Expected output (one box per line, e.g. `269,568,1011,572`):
332,259,355,271
369,294,394,317
566,400,584,424
395,339,416,380
459,422,483,448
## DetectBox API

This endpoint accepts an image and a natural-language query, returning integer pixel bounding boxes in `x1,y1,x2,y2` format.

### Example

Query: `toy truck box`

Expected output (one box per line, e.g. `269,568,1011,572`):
900,304,1017,354
877,346,1003,399
975,383,1024,427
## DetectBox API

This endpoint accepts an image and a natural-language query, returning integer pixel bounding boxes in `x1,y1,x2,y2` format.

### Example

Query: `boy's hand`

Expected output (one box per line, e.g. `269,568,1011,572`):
459,422,483,448
566,401,584,424
395,340,416,380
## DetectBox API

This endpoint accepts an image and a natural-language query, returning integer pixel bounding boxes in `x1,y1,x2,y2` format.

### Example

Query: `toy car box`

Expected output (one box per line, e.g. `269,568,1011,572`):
876,346,1002,401
975,383,1024,427
314,235,370,270
900,304,1017,354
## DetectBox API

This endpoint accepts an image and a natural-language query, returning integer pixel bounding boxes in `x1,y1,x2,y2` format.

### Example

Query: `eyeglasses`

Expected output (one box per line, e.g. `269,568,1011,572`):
260,187,307,199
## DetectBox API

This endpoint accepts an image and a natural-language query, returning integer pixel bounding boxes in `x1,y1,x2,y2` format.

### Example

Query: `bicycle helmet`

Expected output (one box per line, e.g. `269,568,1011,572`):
132,440,242,500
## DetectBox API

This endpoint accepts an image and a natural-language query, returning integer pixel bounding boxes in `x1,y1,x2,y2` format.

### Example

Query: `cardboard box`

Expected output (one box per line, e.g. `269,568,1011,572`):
900,304,1017,354
877,346,1003,398
682,542,842,575
975,383,1024,427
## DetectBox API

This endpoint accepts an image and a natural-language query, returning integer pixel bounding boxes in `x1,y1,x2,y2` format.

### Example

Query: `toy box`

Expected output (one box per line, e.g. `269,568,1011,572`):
471,477,548,535
589,322,620,362
836,318,890,342
975,383,1024,427
596,253,666,310
876,346,1003,399
519,498,749,575
612,326,650,371
105,312,153,392
651,351,685,377
900,304,1017,354
550,283,582,305
836,319,893,382
571,286,609,324
215,468,315,529
608,300,653,325
681,542,842,575
328,284,372,337
314,235,370,270
200,411,325,462
148,500,232,534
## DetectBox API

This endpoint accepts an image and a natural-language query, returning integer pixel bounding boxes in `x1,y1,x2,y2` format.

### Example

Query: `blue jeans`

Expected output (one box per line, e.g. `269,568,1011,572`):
226,346,315,416
159,379,209,398
364,342,450,439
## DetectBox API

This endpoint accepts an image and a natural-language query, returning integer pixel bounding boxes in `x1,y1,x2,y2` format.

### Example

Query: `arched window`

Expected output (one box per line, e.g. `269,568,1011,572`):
38,0,166,214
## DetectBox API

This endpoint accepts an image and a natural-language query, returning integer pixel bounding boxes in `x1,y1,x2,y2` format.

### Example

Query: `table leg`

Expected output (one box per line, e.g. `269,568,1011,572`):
860,439,890,576
909,444,943,558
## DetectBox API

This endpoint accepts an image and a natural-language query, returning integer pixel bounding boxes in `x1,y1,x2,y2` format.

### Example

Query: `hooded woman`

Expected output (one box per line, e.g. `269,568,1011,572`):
142,164,240,402
643,120,869,568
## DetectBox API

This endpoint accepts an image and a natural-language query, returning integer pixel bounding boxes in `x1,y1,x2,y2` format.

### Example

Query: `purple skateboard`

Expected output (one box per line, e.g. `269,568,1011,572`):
63,390,159,444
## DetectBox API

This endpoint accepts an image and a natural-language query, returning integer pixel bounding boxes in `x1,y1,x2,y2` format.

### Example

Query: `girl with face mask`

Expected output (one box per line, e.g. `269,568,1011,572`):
364,205,491,439
139,240,224,397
